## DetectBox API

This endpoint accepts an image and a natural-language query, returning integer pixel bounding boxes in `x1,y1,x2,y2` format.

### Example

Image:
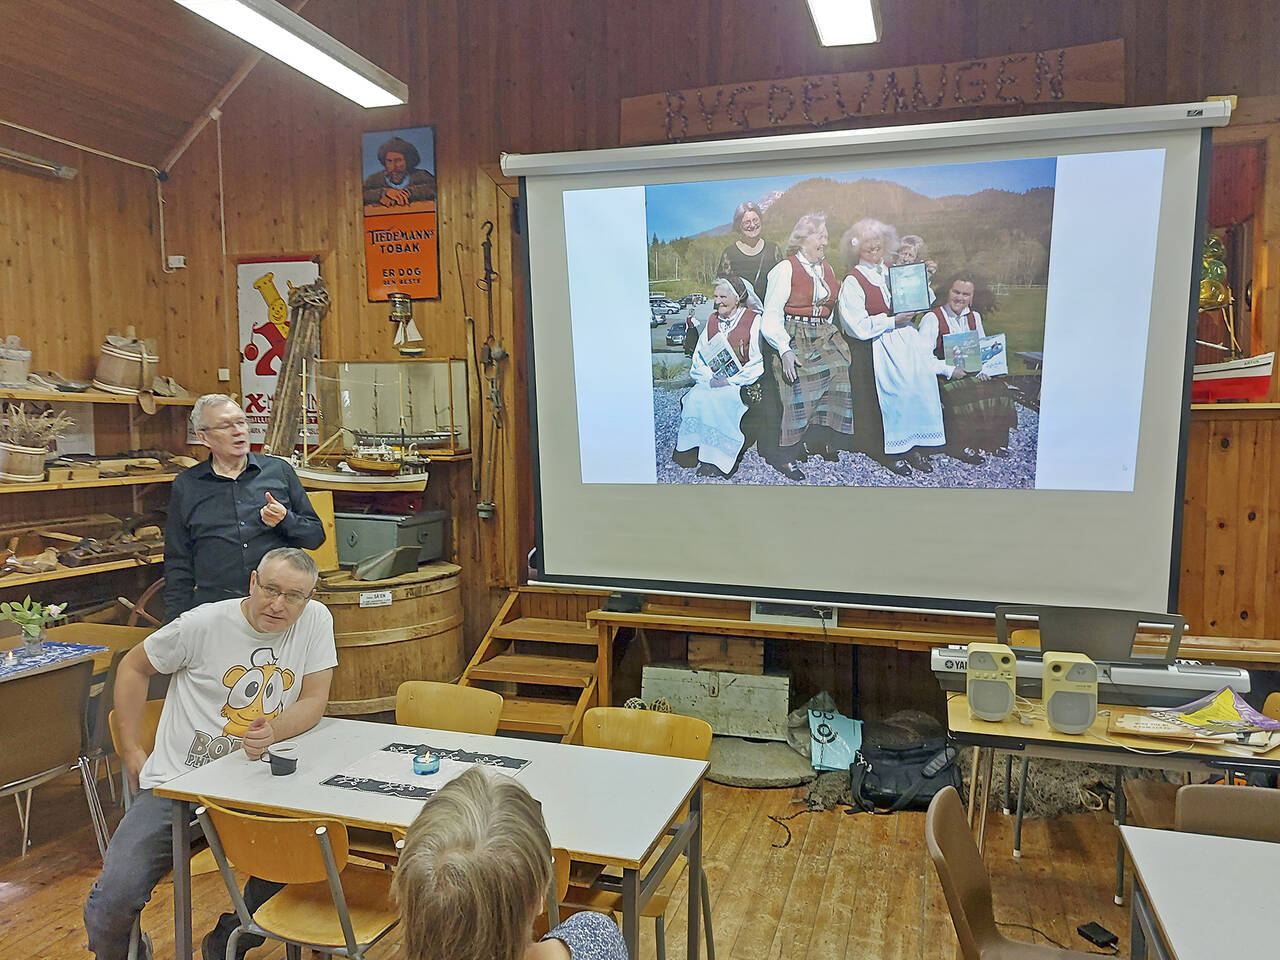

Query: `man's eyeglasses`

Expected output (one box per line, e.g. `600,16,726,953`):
256,582,313,606
202,418,248,433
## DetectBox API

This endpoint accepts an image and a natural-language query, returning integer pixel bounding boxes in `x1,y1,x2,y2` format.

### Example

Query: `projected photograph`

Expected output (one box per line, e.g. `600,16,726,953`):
647,157,1055,487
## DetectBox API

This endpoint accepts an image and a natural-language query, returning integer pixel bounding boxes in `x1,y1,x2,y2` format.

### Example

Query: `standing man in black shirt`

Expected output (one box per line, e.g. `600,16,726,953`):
164,394,325,619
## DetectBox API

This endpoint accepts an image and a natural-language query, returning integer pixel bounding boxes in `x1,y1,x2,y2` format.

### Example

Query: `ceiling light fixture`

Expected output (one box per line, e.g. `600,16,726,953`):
805,0,882,46
172,0,408,108
0,145,77,180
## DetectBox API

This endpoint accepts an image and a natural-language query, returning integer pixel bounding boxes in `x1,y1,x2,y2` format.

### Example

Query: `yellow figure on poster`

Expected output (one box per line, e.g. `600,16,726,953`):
252,272,290,338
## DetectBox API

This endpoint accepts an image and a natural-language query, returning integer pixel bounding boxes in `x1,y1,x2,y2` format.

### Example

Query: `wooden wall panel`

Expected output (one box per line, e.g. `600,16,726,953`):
8,1,1280,655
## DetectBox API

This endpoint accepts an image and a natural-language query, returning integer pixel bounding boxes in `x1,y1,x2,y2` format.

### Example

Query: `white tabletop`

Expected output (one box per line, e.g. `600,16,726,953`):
156,717,708,869
1121,825,1280,959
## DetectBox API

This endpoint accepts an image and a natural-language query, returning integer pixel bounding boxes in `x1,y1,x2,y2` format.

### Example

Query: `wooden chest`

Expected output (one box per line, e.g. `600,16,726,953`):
641,664,790,740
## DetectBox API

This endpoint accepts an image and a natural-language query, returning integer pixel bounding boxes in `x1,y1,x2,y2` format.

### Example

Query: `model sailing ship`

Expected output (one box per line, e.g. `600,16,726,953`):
276,358,469,492
1192,234,1274,402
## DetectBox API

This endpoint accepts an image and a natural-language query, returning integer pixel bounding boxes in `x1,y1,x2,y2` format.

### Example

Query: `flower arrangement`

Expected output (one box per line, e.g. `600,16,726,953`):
0,596,66,639
1,403,76,448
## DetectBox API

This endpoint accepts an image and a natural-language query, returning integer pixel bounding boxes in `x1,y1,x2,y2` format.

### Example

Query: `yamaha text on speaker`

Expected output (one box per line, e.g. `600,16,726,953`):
965,642,1017,722
1043,651,1098,735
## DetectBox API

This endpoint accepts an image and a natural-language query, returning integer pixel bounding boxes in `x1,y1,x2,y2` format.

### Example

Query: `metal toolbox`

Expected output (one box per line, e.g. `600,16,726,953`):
334,510,448,567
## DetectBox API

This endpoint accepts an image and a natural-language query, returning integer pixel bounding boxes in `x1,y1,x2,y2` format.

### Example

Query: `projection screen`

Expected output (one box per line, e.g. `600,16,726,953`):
503,101,1231,613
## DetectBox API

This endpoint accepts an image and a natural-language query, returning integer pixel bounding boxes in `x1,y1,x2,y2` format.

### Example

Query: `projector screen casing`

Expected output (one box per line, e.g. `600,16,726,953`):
512,104,1226,614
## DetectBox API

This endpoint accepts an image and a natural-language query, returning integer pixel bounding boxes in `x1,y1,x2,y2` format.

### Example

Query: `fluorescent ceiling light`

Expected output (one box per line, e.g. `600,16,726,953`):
0,146,77,180
806,0,882,46
173,0,408,108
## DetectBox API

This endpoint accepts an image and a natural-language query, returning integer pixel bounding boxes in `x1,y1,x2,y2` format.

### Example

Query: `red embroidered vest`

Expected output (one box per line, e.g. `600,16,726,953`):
850,267,890,317
783,255,838,318
705,308,757,364
929,306,977,357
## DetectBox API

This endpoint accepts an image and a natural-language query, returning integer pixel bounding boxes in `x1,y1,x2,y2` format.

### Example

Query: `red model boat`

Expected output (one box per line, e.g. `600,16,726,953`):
1191,352,1275,402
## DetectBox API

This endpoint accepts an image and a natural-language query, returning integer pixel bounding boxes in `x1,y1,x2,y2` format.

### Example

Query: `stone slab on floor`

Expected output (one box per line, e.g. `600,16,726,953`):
708,736,817,788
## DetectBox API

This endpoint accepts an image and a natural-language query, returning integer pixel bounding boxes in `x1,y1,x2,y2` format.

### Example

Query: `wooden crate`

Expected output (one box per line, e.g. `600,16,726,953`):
687,635,764,674
641,664,789,740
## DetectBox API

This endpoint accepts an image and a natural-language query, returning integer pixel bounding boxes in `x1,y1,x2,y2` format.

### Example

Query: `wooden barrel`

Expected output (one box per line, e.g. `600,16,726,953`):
316,561,464,716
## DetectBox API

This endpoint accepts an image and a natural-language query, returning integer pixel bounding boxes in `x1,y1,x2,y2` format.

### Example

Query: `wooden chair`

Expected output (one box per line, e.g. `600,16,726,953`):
1175,782,1280,842
0,658,93,856
533,847,575,938
196,799,399,960
567,706,715,960
395,680,503,735
925,785,1096,959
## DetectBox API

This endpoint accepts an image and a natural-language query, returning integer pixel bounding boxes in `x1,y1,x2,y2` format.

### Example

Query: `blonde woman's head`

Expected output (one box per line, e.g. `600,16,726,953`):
393,766,553,960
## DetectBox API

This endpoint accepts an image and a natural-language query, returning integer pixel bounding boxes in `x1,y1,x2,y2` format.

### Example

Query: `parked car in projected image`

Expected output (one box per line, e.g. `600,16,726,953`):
649,295,681,314
666,321,688,346
650,306,668,326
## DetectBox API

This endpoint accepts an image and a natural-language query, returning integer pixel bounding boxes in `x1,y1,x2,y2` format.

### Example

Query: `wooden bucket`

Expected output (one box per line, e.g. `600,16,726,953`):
92,342,159,395
0,441,47,483
316,562,464,716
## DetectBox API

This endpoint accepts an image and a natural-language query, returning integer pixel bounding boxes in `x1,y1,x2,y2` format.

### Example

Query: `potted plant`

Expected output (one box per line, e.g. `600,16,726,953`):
0,403,75,483
0,596,67,656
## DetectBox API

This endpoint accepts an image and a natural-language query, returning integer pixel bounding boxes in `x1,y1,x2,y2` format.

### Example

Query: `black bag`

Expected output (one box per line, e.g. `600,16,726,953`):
848,734,960,815
740,380,765,406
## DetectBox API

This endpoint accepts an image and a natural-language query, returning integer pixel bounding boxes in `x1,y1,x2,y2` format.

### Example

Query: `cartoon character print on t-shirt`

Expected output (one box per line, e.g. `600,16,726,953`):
184,646,296,769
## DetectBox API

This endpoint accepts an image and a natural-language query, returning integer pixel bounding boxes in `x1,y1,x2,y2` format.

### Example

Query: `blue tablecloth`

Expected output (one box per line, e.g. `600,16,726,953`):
0,641,108,681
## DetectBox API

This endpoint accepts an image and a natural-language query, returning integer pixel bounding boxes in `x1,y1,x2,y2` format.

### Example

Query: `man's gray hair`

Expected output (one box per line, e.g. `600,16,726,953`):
191,394,239,433
257,547,319,586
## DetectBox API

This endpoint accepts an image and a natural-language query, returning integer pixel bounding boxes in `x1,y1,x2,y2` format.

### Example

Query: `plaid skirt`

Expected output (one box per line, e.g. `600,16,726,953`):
772,320,854,447
939,377,1018,451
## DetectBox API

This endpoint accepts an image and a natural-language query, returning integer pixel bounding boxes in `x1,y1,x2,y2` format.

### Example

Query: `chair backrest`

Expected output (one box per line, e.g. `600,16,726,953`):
109,700,167,756
199,797,350,884
924,786,999,960
995,603,1184,664
581,707,712,762
88,649,129,758
1175,784,1280,844
0,658,94,791
395,680,503,735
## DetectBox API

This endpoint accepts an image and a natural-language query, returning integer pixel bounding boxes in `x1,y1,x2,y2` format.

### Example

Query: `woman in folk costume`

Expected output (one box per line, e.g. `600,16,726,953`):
759,213,853,480
838,218,962,476
916,273,1018,463
673,276,765,478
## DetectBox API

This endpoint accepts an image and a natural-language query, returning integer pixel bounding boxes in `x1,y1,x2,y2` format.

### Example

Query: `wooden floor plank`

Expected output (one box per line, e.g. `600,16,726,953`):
0,768,1147,960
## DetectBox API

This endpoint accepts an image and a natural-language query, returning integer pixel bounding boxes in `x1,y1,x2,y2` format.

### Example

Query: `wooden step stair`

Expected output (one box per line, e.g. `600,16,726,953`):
492,617,599,645
466,653,596,687
459,588,610,742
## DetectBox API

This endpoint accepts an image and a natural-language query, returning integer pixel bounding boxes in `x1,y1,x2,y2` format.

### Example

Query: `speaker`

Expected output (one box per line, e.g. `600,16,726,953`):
966,642,1016,721
1043,651,1098,734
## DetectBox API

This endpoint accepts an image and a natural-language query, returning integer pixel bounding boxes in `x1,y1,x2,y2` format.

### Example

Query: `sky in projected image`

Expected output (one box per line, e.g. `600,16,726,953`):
645,155,1057,490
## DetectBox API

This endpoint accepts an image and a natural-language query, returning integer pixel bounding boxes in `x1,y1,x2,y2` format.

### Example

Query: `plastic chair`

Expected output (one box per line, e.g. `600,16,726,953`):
394,680,503,735
925,785,1096,959
196,798,399,960
1175,782,1280,842
568,706,715,960
0,658,93,856
995,603,1186,902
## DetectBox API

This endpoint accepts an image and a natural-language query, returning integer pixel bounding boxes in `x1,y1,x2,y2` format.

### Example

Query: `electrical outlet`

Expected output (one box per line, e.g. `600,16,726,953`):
167,255,187,269
217,368,231,382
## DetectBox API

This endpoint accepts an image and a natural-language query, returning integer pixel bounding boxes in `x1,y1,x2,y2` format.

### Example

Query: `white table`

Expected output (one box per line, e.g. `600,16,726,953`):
156,717,709,959
1121,825,1279,959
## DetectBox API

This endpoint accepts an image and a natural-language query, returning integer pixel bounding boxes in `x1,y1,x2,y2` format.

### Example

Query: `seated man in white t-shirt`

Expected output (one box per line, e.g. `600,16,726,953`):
84,547,338,960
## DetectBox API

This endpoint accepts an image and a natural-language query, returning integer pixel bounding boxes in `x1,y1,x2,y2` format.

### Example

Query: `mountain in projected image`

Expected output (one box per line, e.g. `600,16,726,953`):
656,176,1055,290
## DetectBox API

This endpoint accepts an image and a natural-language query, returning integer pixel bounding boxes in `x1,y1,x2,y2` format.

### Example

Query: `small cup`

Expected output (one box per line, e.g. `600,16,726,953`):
268,743,298,776
412,752,439,775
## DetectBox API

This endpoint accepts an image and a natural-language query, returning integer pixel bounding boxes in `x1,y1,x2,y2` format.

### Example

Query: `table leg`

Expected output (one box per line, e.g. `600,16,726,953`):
966,747,984,828
1114,772,1127,906
976,747,995,854
172,799,193,960
1002,754,1013,814
687,784,703,960
622,866,640,960
1012,756,1029,858
1129,886,1147,960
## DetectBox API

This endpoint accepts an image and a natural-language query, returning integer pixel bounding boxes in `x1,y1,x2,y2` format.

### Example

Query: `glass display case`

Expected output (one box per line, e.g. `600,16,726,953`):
313,358,470,458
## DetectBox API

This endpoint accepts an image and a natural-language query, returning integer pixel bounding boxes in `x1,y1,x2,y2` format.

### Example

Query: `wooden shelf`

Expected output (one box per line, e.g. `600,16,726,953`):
0,555,163,588
0,387,195,406
1190,402,1280,420
0,473,176,495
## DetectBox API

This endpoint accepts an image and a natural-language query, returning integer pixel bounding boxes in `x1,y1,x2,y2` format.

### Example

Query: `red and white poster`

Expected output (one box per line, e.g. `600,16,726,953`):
237,258,321,447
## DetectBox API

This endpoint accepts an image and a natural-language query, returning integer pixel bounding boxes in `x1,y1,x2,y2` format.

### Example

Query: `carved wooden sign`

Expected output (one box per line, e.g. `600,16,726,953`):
620,39,1125,145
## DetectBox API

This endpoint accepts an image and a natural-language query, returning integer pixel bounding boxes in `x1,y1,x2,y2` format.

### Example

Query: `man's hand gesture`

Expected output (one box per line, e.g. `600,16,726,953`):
260,491,287,528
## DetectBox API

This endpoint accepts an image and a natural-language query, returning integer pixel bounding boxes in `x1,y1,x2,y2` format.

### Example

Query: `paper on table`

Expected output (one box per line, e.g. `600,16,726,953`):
322,742,531,801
